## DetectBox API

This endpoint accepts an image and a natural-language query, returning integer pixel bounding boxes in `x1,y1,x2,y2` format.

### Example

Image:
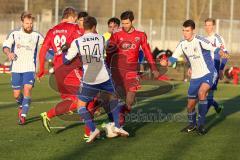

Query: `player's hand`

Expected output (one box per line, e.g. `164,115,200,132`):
219,50,230,59
219,70,224,80
159,59,168,67
152,70,160,79
7,52,16,61
187,68,192,77
36,71,45,82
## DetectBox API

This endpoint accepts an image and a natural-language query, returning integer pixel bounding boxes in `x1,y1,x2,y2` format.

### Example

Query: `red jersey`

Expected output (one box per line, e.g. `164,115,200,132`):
38,22,83,72
106,28,157,72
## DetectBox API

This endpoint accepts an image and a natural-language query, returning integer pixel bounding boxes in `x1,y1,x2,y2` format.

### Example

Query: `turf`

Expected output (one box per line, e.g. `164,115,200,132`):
0,74,239,160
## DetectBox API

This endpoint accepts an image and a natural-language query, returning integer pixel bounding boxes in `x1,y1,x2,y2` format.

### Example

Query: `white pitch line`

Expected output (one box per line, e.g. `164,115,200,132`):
50,126,66,129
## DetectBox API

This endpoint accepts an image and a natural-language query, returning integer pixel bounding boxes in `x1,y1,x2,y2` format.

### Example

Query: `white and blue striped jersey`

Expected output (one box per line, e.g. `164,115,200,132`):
206,33,228,71
65,32,110,85
3,28,44,73
172,35,218,79
206,33,227,59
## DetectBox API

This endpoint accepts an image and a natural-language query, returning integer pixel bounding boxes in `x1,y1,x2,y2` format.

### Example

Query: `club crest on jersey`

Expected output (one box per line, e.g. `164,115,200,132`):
135,37,140,42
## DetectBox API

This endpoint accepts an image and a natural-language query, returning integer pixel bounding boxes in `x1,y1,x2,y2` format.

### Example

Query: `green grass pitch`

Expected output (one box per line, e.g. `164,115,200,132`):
0,74,239,160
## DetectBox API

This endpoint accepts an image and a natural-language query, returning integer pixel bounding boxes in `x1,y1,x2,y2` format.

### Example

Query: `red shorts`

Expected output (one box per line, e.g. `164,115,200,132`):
112,70,140,98
54,59,83,101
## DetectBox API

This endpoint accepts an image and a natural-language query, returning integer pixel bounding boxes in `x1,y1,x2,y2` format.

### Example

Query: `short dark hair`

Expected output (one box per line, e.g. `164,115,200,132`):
78,11,88,19
21,11,34,21
108,17,120,26
205,18,216,25
62,7,77,19
183,19,195,29
120,10,134,21
83,16,97,30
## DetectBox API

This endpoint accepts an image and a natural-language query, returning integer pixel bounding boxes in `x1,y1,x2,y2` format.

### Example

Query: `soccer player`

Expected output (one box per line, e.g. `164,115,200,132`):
103,17,120,42
37,8,97,139
160,20,229,135
64,16,129,143
106,11,159,127
204,18,228,113
77,11,88,33
3,12,44,125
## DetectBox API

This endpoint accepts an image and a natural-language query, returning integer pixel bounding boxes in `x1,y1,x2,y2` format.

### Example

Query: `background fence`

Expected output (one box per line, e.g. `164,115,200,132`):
0,0,239,70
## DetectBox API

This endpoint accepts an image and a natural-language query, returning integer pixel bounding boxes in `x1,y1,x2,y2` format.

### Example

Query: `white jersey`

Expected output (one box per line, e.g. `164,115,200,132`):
206,33,227,60
3,28,44,73
172,35,218,79
66,32,109,84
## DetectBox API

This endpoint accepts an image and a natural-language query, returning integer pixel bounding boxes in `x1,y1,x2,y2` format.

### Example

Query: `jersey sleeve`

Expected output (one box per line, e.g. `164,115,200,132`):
140,32,158,71
38,30,52,73
217,36,228,70
3,31,15,50
198,38,218,52
169,42,184,64
106,33,118,67
65,39,79,62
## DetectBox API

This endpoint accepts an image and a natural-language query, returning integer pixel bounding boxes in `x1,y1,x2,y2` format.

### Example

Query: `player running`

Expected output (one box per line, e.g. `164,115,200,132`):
3,12,44,125
160,20,229,135
37,8,97,140
106,11,159,130
64,16,129,143
204,18,228,114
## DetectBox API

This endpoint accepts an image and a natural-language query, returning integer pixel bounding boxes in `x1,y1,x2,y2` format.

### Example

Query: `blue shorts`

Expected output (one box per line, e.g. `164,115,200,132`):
211,76,219,90
11,72,35,90
188,72,217,99
78,79,115,102
138,50,145,64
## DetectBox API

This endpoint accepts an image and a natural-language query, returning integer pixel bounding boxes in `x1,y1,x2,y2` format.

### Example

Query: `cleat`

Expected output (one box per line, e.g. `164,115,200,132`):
216,105,224,114
103,122,118,138
113,127,129,137
18,116,26,125
40,112,51,133
83,134,89,141
86,128,100,143
197,125,207,135
181,124,196,133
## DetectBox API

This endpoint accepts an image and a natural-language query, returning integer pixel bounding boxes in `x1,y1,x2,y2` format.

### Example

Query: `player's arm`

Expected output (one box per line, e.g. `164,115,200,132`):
140,33,159,78
160,42,184,67
106,33,118,68
2,32,16,61
64,39,79,64
218,37,228,71
35,34,44,72
37,31,51,78
199,38,229,59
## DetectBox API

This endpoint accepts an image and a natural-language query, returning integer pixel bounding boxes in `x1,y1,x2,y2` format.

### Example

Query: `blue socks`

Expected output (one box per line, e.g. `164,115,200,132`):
78,107,96,132
198,100,208,126
207,90,219,111
21,96,31,117
188,109,196,126
109,99,123,128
